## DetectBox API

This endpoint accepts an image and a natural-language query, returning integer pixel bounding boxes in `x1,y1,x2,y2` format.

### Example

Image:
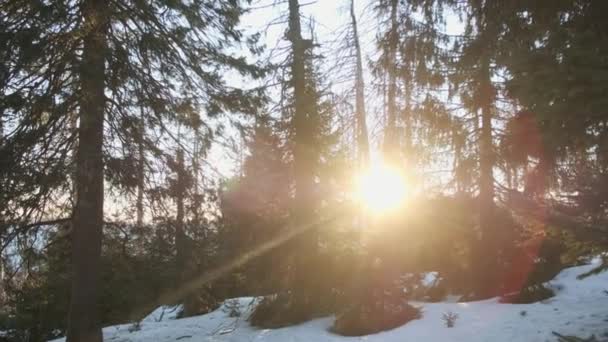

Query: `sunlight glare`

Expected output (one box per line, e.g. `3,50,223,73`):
355,164,408,213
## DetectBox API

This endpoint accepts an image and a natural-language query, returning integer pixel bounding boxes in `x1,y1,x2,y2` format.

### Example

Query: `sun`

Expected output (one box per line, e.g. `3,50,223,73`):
355,164,408,213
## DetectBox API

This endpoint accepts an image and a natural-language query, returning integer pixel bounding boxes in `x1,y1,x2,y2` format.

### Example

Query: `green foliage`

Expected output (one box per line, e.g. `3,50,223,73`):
331,301,421,336
2,0,608,338
577,258,608,280
1,222,179,340
249,294,327,329
500,285,555,304
217,116,291,297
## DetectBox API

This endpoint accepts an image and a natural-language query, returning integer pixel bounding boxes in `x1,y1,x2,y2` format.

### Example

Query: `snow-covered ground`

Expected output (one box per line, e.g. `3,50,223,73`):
51,259,608,342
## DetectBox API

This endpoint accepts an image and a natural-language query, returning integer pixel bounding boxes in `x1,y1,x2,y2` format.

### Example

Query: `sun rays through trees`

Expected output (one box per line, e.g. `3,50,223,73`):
1,0,608,340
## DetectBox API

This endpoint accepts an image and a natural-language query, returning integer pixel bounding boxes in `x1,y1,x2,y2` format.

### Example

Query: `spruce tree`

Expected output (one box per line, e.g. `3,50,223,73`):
285,0,316,314
1,0,264,339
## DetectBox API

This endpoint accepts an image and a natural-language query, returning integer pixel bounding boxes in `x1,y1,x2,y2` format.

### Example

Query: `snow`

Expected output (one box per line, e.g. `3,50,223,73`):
421,271,439,287
50,259,608,342
142,305,183,323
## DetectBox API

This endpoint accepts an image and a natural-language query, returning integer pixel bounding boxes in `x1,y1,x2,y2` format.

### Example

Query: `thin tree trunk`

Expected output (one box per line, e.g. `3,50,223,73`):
288,0,318,311
70,111,79,204
175,148,186,273
350,0,369,168
349,0,371,303
0,253,4,306
476,53,497,298
383,0,399,161
192,136,201,225
403,82,413,164
136,106,145,228
453,128,463,193
67,0,107,340
175,147,196,313
479,55,495,229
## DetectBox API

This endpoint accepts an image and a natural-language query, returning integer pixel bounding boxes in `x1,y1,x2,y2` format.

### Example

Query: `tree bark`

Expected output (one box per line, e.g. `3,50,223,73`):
191,137,202,225
479,55,495,220
175,148,186,273
350,0,370,168
136,106,145,228
288,0,318,311
475,53,497,298
67,0,107,340
0,253,4,306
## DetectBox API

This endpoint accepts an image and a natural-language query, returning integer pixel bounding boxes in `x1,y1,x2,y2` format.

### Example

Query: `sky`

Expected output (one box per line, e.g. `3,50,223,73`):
206,0,464,180
207,0,356,178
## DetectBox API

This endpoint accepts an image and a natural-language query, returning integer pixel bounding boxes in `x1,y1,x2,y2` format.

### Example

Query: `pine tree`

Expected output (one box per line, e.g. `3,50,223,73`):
67,1,109,339
219,114,291,296
287,0,320,314
447,0,510,298
1,0,265,338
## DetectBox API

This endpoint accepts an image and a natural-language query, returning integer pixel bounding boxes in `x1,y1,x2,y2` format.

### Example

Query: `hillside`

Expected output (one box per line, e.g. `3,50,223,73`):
51,259,608,342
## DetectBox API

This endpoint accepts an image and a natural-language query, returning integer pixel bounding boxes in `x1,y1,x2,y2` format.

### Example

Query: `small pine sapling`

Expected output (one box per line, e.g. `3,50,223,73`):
223,299,241,318
128,321,142,332
442,311,459,328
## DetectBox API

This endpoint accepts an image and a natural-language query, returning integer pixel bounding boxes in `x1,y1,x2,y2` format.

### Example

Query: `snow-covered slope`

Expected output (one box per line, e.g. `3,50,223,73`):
51,259,608,342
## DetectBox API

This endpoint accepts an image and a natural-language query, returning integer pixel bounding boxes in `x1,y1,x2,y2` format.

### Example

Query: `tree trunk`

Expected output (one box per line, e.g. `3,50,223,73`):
383,0,399,161
175,148,186,273
403,81,413,164
136,106,145,228
475,53,497,298
70,110,79,204
453,126,464,193
288,0,318,311
67,0,107,340
0,253,4,306
350,0,369,168
175,147,199,314
191,136,202,226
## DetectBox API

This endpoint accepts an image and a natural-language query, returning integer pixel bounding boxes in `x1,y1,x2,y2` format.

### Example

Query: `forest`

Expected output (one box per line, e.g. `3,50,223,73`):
1,0,608,341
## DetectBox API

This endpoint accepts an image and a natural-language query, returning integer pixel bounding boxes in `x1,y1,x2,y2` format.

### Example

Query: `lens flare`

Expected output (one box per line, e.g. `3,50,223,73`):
355,164,408,213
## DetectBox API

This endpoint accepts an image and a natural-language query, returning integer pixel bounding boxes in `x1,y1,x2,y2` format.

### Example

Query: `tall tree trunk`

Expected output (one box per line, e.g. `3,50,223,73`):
453,127,463,194
383,0,399,161
0,253,4,306
175,147,196,313
475,53,497,298
70,111,79,204
479,53,495,230
349,0,372,301
288,0,318,311
175,148,186,273
191,137,201,225
136,106,145,228
402,82,413,165
67,0,107,340
350,0,369,168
